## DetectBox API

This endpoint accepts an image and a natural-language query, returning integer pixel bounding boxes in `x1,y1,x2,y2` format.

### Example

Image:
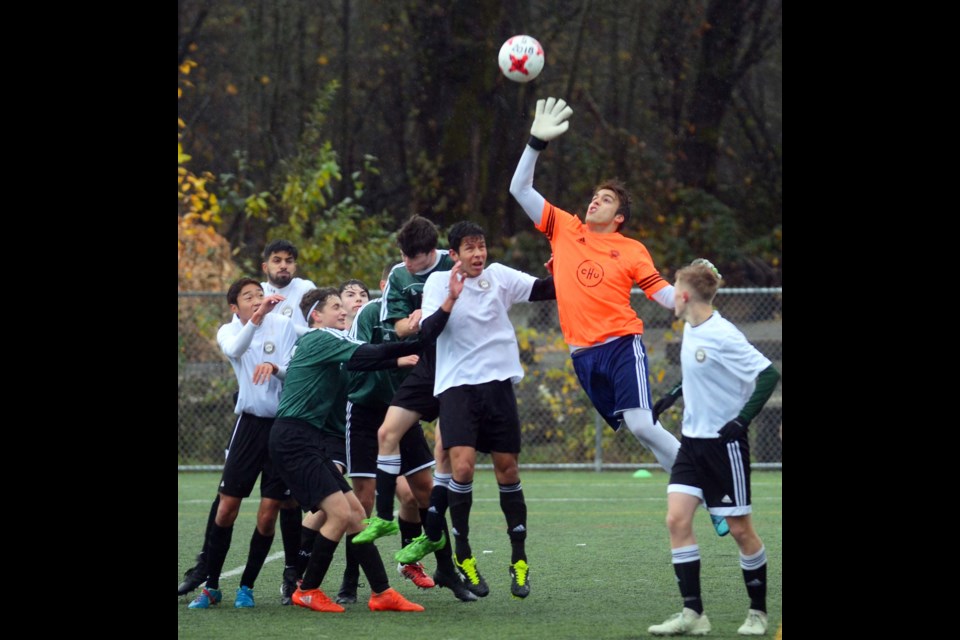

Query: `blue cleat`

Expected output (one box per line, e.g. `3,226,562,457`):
188,587,222,609
234,585,255,608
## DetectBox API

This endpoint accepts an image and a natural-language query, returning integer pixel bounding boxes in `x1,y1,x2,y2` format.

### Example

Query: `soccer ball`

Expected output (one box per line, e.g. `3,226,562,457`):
498,35,544,83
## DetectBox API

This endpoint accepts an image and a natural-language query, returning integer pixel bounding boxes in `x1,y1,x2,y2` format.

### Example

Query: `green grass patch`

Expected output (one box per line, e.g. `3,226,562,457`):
179,470,782,639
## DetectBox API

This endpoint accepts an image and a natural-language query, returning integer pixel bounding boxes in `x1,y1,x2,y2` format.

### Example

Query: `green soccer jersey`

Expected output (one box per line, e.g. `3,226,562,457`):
276,328,361,429
322,365,348,437
347,299,401,407
380,251,456,342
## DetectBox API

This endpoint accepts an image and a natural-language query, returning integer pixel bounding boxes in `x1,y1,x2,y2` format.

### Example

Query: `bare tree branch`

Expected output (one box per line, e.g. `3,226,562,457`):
178,0,214,66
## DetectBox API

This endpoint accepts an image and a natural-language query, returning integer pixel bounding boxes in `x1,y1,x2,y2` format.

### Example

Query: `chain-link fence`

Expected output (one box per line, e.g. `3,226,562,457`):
179,288,782,470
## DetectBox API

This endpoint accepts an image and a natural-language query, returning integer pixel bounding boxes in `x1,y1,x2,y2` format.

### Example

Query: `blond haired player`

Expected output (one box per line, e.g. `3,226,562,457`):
647,260,779,636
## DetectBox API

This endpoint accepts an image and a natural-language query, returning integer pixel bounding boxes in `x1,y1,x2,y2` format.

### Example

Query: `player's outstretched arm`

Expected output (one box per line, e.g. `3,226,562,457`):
346,340,423,372
510,97,573,226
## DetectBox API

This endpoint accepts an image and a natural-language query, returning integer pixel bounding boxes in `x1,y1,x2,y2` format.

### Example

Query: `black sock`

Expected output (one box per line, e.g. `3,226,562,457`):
349,533,389,593
204,523,234,590
279,508,302,568
740,546,767,612
398,516,421,548
297,526,319,579
340,539,360,591
198,494,221,561
374,459,400,521
301,534,338,591
499,483,527,564
672,545,703,615
433,519,455,572
448,479,473,560
240,528,274,588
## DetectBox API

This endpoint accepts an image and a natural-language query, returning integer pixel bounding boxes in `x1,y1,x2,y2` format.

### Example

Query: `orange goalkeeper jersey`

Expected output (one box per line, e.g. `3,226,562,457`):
536,201,668,347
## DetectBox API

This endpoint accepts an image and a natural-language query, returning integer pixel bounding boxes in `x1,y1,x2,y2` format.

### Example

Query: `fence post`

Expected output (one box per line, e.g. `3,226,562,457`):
594,412,603,472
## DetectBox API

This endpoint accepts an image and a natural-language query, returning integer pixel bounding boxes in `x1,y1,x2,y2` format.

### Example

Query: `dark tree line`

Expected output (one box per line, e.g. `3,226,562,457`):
178,0,781,285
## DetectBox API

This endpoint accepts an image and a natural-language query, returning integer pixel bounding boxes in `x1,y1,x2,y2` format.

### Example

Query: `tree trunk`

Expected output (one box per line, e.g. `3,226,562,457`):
676,0,748,190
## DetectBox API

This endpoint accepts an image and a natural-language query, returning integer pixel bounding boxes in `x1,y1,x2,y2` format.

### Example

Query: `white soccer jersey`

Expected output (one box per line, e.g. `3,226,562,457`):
217,313,298,418
261,277,317,335
679,311,772,439
421,263,536,396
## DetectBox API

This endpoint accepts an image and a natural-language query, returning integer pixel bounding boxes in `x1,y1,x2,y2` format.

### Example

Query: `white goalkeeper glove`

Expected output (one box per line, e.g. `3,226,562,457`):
528,97,573,150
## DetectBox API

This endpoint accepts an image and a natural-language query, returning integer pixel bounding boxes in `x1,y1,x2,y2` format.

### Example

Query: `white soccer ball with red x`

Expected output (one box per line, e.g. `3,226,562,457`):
498,35,544,83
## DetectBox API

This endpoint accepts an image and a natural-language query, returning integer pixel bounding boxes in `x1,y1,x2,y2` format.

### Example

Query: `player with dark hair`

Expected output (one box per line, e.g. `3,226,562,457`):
268,287,438,613
337,268,453,603
180,242,317,604
339,279,370,330
350,215,478,601
182,277,298,610
648,260,779,636
395,221,555,600
261,239,317,336
509,97,729,536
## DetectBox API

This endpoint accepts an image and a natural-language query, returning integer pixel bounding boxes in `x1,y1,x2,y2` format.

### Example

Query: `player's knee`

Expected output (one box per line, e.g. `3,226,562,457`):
377,423,399,449
215,495,243,526
726,516,755,544
665,510,692,536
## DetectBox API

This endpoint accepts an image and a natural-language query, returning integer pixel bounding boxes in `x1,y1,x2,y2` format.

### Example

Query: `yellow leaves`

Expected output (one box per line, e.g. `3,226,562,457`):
179,59,197,75
317,55,329,66
259,75,271,85
226,83,238,96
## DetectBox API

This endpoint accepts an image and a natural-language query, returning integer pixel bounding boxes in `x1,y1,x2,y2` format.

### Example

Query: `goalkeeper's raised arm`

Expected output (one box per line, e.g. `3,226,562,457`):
509,97,573,226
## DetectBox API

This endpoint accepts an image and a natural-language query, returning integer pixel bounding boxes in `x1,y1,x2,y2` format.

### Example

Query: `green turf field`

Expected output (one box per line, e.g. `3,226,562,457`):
179,470,782,639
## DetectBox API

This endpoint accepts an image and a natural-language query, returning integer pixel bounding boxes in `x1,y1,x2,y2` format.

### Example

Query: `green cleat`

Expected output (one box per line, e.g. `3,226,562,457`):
509,560,530,598
395,532,447,564
352,516,399,544
454,555,489,597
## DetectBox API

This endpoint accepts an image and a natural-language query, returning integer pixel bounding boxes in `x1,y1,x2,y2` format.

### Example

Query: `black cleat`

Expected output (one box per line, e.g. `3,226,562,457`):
432,569,479,602
178,556,208,596
335,577,358,605
454,555,490,597
280,565,299,606
509,560,530,599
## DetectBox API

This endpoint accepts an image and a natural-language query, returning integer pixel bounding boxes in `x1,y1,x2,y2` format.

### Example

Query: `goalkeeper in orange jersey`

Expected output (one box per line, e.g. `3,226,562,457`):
509,97,728,536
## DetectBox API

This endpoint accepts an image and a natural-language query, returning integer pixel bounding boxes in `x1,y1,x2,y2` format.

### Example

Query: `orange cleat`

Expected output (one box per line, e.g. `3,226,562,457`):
368,587,425,612
398,562,436,589
291,587,345,613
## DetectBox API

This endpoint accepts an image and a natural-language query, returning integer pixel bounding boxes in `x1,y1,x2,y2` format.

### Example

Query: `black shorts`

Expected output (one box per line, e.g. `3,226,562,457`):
438,380,521,454
268,418,351,513
219,413,289,501
668,436,752,516
321,432,347,471
346,401,434,477
390,357,440,422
